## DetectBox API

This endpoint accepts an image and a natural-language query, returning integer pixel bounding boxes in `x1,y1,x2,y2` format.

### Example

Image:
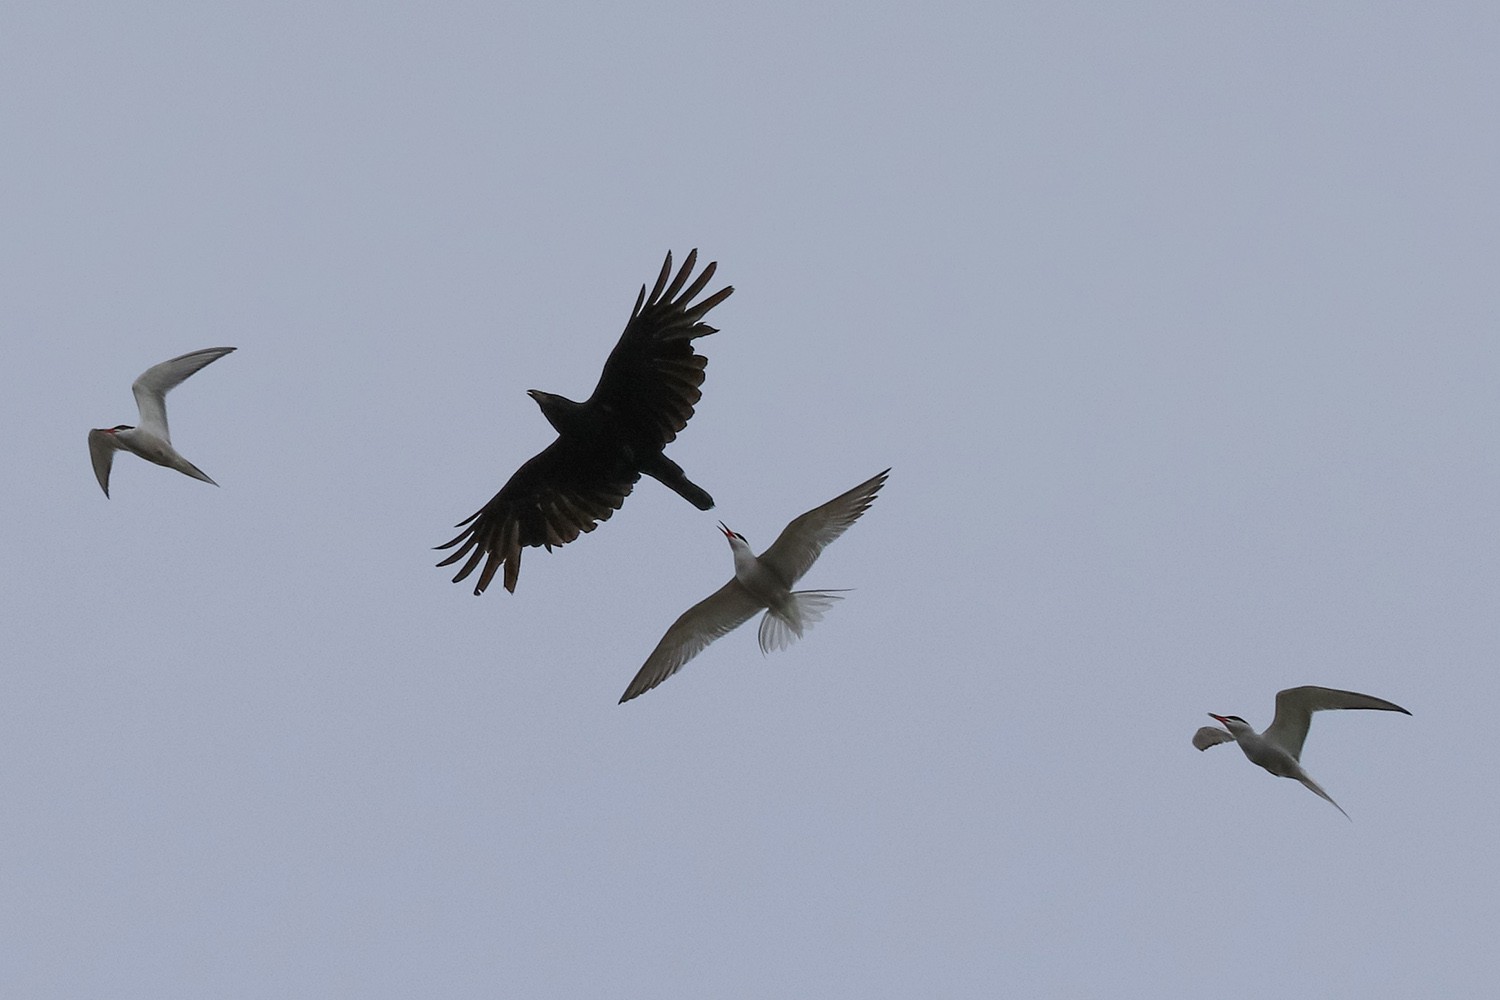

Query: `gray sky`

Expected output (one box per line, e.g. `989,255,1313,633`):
2,1,1497,996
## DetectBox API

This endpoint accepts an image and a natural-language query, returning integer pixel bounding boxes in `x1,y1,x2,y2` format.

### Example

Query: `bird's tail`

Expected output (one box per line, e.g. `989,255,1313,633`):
171,455,218,487
641,453,713,510
1296,771,1351,821
756,590,848,654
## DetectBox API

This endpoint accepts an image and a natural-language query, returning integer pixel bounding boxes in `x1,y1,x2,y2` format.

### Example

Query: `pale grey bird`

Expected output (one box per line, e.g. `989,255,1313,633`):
88,347,236,497
619,469,889,703
1193,685,1410,818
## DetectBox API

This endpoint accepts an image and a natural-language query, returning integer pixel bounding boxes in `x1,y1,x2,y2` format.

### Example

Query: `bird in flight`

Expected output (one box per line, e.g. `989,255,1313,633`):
1192,685,1410,817
619,469,889,703
437,250,732,595
88,346,237,498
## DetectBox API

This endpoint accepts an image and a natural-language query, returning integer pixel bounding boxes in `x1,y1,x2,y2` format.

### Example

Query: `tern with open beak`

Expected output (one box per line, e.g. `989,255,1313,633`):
1193,685,1410,817
619,469,888,703
88,346,236,497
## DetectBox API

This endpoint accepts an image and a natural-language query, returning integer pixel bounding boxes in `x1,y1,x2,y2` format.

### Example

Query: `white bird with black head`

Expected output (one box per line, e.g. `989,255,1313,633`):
620,469,888,703
88,346,236,497
1193,685,1410,818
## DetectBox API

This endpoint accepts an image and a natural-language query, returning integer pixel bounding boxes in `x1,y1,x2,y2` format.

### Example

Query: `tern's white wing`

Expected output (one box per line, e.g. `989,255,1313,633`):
758,469,888,586
130,347,236,442
620,579,764,703
87,429,119,497
1192,726,1235,751
1264,685,1411,760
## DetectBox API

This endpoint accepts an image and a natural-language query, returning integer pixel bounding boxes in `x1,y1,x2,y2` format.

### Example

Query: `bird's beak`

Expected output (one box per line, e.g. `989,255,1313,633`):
1208,713,1227,723
718,521,733,539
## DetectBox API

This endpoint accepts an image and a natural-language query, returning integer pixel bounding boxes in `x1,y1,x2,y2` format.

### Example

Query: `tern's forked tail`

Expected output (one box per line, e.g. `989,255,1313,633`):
756,590,849,655
1296,772,1351,820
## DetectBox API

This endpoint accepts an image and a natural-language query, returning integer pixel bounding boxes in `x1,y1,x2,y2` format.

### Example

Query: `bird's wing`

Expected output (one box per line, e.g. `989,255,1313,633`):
130,347,236,442
1192,726,1235,750
87,429,118,497
759,469,889,586
1264,685,1411,760
619,579,764,703
436,438,639,595
587,250,733,447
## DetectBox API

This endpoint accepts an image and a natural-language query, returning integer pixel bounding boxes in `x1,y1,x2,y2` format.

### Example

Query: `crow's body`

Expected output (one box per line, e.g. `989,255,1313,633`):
437,250,731,594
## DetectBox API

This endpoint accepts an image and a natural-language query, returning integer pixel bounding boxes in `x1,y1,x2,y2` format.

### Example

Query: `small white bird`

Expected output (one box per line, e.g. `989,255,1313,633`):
88,347,236,497
619,469,889,703
1193,685,1410,818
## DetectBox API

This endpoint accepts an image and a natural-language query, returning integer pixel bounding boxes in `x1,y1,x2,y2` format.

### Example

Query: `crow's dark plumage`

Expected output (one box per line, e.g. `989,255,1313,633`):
436,250,733,594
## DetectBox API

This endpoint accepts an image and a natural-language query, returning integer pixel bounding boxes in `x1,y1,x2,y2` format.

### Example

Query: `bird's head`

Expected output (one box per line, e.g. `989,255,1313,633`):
1209,713,1252,736
718,521,750,551
526,389,581,433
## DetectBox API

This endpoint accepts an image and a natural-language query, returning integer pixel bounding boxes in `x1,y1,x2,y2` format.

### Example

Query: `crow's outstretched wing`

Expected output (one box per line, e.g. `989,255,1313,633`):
436,439,639,594
589,249,733,446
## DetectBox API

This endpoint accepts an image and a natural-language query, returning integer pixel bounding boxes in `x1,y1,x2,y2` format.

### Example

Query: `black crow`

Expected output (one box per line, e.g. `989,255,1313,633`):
436,250,732,594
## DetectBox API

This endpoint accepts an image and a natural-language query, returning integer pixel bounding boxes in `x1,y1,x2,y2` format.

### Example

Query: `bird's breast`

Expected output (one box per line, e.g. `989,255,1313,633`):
117,430,179,467
733,561,792,610
1241,740,1300,777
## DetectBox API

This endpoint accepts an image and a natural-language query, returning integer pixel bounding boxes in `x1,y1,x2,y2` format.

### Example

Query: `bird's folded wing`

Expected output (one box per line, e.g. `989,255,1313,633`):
131,347,236,442
1265,685,1411,760
759,469,889,586
589,250,733,446
1192,726,1235,751
436,439,638,594
87,429,118,497
619,579,763,703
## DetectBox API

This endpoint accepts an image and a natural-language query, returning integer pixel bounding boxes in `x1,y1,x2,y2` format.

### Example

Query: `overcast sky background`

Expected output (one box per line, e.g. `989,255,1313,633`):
2,2,1497,996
